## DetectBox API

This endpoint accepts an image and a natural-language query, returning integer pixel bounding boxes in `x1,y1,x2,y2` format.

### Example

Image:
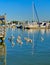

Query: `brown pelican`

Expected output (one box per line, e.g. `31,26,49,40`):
12,41,15,47
41,37,44,41
24,37,32,43
17,36,23,45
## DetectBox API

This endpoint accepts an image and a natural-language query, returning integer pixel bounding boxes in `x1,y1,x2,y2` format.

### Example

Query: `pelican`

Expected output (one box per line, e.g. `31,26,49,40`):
12,41,15,47
8,37,12,42
8,35,15,41
17,35,21,40
24,37,32,43
17,38,23,45
41,37,44,41
11,35,15,39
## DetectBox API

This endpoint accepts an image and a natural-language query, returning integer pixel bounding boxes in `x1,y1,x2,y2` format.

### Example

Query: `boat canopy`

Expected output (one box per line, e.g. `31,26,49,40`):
0,18,5,20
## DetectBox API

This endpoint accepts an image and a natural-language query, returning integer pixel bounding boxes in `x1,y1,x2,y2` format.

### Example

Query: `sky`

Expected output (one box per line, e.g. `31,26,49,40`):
0,0,50,22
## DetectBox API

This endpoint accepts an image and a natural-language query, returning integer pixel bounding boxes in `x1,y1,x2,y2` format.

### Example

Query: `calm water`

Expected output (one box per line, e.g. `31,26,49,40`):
3,28,50,65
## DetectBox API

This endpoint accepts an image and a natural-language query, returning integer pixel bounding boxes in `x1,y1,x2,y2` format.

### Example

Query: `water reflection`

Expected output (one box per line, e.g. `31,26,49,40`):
39,29,50,35
40,29,46,35
24,29,38,33
0,43,6,65
46,29,50,34
23,29,35,55
7,28,50,46
32,32,34,55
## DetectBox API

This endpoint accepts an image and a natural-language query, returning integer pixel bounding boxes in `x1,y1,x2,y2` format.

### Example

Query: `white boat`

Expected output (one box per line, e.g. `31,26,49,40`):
40,22,46,29
10,23,16,29
24,22,34,29
24,22,39,29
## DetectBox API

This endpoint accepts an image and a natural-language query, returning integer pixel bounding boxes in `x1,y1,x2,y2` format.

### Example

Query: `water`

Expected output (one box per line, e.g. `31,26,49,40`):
3,28,50,65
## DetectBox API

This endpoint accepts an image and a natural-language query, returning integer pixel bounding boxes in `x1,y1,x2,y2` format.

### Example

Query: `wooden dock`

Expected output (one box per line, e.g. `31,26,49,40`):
0,15,6,65
0,43,6,65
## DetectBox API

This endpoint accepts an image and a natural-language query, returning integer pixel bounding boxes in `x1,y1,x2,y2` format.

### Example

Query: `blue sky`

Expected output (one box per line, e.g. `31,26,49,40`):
0,0,50,21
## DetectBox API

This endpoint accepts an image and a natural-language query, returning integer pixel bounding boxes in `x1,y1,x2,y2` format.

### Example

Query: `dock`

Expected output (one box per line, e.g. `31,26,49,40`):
0,15,6,65
0,43,6,65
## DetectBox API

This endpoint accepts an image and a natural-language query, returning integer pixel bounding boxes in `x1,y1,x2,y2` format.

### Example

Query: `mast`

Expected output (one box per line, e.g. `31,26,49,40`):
32,2,40,26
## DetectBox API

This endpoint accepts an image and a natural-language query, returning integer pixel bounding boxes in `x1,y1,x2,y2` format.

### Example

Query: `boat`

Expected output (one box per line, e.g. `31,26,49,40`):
16,25,23,29
40,22,46,29
24,24,33,29
16,22,23,29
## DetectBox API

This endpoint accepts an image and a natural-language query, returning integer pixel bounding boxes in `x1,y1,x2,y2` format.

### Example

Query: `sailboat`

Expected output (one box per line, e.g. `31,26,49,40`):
24,22,34,29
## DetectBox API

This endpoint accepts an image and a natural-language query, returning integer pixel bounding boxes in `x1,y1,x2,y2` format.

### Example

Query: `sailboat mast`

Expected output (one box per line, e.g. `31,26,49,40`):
32,2,34,22
32,2,39,24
